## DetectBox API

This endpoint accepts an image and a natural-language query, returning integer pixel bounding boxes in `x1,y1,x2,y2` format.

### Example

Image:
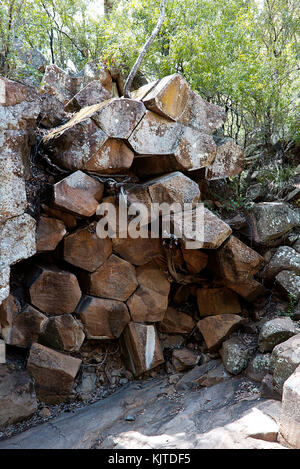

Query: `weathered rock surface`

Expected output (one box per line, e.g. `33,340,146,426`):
224,278,268,303
65,80,111,112
275,270,300,302
205,138,244,179
2,305,47,348
279,364,300,448
0,377,283,449
0,214,36,267
127,263,170,323
27,343,81,404
172,348,201,371
92,98,146,139
121,323,164,377
258,317,299,352
87,254,138,301
76,296,130,339
53,171,104,217
261,246,300,280
83,60,112,92
210,235,265,283
197,314,244,351
63,223,112,272
246,354,271,382
159,307,195,334
36,216,67,252
249,203,298,245
271,334,300,393
197,287,241,317
220,337,249,375
40,64,80,104
112,237,163,266
0,365,38,430
29,265,82,315
40,315,85,352
181,248,208,274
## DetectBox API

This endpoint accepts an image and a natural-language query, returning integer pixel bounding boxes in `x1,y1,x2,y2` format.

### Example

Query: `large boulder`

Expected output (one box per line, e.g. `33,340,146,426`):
27,343,82,404
271,334,300,393
248,203,298,245
0,365,38,429
258,317,299,352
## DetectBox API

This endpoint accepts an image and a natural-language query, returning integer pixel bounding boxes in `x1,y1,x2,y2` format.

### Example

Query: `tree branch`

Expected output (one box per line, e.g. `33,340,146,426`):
123,0,166,98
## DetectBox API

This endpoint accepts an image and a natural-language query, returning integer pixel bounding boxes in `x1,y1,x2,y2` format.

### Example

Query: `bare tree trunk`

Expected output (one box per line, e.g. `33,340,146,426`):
123,0,166,98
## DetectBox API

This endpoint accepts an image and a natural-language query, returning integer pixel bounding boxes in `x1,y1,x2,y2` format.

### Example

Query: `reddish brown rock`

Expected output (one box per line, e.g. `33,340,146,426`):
112,237,163,266
3,305,47,348
41,205,77,230
172,348,201,371
53,171,104,217
197,287,241,317
65,80,111,112
63,222,112,272
40,315,85,352
225,278,268,303
159,307,195,334
0,77,34,106
141,74,189,121
210,236,265,283
29,265,82,315
27,343,81,404
121,322,164,377
43,110,108,171
127,263,170,322
92,98,146,139
40,64,80,104
76,296,130,339
205,138,244,179
0,294,18,333
83,138,134,173
181,247,208,274
88,254,138,301
197,314,244,351
168,208,232,250
36,216,67,252
147,171,200,206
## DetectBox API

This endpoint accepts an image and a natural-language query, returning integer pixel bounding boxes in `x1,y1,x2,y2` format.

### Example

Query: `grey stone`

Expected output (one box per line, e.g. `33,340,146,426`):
0,365,38,430
220,337,250,375
261,246,300,280
275,270,300,302
279,365,300,448
246,354,271,382
258,317,299,352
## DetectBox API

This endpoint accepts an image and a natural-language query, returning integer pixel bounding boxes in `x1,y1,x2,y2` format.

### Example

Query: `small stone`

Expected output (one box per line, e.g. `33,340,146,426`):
172,348,201,371
125,414,135,422
220,337,249,375
39,407,51,418
246,354,271,382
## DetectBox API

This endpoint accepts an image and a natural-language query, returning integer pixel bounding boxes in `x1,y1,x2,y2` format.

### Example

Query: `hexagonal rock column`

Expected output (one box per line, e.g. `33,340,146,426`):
209,235,265,283
112,236,164,266
27,343,82,404
40,64,81,104
76,296,130,339
40,315,85,352
279,364,300,448
91,98,146,138
53,171,104,217
29,265,82,315
86,254,138,301
121,322,164,377
167,207,232,250
1,304,47,348
63,222,112,272
197,314,244,351
159,307,195,334
36,216,67,252
127,262,170,322
140,73,189,121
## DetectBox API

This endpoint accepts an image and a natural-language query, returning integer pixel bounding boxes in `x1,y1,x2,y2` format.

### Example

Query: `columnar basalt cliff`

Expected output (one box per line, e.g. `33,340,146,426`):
1,63,300,448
